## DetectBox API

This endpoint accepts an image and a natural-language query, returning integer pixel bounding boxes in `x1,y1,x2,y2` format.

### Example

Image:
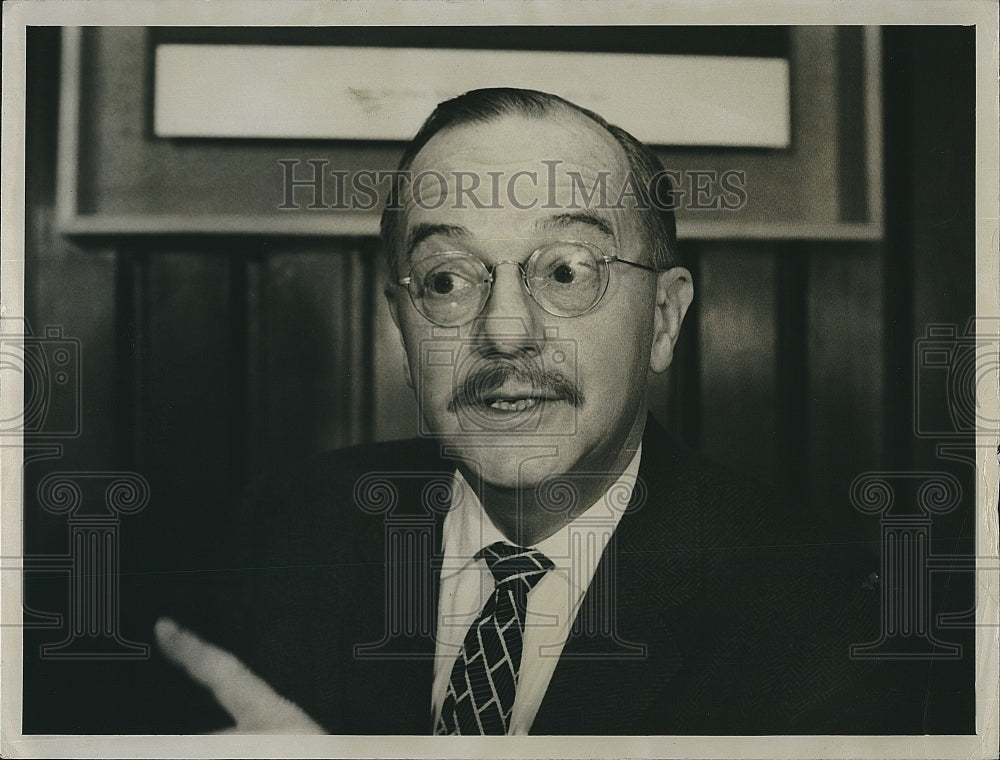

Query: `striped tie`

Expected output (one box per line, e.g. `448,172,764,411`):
435,541,554,735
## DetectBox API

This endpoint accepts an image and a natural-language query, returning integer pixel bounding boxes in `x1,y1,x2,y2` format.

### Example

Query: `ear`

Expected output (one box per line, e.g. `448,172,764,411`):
384,285,414,389
649,267,694,374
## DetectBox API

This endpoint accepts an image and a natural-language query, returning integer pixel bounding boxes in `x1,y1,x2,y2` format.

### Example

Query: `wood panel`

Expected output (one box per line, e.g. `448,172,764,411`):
773,243,809,500
262,242,374,469
880,28,976,731
136,249,235,463
118,246,242,711
696,243,779,486
22,246,124,552
806,243,885,541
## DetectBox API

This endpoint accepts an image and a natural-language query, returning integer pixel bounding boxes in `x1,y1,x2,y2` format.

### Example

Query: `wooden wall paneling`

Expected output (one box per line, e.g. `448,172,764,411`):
882,26,976,559
262,242,375,469
23,27,174,734
332,247,352,443
135,247,236,556
121,244,253,713
345,243,375,442
240,251,266,479
908,26,977,534
24,240,238,735
265,246,336,465
119,248,144,469
907,27,977,730
907,31,977,650
805,243,885,543
774,243,810,502
878,28,976,731
329,244,373,444
880,27,917,475
696,244,779,486
22,245,124,565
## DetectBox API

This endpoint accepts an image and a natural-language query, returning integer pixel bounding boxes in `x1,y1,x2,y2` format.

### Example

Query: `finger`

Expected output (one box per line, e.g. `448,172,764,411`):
154,617,286,725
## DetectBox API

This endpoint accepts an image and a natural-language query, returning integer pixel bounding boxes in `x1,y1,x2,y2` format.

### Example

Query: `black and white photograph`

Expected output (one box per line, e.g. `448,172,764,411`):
1,1,997,757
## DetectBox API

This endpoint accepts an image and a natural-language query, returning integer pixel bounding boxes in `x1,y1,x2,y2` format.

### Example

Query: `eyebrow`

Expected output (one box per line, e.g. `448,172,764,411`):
404,212,614,257
536,212,615,239
405,222,470,257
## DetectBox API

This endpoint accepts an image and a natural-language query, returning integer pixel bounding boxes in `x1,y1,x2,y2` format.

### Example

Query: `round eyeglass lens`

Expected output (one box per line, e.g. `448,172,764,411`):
409,252,490,326
527,242,609,316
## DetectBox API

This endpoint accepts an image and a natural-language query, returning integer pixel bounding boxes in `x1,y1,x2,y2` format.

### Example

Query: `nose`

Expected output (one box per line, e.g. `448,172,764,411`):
468,261,544,347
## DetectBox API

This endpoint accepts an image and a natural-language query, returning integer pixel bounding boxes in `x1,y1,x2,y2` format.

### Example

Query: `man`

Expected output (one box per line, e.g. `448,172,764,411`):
157,88,931,735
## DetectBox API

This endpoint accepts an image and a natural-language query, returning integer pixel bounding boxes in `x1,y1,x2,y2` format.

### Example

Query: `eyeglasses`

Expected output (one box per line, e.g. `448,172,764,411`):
396,240,661,327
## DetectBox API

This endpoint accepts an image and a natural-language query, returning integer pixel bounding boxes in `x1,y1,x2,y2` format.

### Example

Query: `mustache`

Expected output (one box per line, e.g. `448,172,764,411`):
447,356,584,412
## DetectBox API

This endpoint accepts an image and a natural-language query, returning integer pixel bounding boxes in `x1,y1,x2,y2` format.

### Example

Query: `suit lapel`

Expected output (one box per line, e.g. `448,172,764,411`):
531,420,703,734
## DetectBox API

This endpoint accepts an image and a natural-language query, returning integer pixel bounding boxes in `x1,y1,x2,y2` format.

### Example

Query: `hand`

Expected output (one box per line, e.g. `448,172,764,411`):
154,617,325,734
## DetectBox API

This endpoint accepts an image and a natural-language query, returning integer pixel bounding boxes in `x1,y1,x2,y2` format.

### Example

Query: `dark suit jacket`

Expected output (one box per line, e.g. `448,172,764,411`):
196,417,951,735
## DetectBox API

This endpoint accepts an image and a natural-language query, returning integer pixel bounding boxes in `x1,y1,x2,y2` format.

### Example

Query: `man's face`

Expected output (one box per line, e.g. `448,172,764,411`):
387,110,687,491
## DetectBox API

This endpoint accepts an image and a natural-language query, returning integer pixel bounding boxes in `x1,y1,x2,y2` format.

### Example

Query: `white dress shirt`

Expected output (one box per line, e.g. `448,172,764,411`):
431,445,641,735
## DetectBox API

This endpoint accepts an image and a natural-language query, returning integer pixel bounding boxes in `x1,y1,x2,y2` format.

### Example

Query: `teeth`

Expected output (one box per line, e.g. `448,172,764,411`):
489,398,537,412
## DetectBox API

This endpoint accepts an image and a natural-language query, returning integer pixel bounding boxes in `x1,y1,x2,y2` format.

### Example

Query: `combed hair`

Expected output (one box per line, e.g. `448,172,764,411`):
379,87,679,278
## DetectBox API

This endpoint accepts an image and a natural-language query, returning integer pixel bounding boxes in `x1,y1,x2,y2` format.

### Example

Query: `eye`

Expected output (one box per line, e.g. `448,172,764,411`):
429,272,458,295
537,245,600,288
552,263,575,284
421,266,480,297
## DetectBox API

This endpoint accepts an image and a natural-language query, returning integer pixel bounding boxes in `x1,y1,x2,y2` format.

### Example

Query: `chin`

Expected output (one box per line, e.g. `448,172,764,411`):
439,433,577,491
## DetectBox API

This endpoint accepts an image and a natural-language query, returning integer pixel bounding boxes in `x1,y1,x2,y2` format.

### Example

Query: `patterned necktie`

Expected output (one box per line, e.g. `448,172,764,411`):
435,541,554,735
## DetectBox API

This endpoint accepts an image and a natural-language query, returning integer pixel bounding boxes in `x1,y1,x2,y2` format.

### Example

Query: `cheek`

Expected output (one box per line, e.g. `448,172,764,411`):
397,317,464,419
398,319,436,392
405,344,454,404
576,307,654,393
579,340,648,407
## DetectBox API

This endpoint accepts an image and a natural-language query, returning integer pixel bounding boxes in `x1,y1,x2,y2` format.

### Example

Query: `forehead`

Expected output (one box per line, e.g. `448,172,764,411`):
412,108,627,177
402,110,635,244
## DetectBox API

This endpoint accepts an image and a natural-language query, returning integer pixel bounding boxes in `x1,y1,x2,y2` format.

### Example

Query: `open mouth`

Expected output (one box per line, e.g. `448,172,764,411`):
483,395,542,412
475,383,565,413
447,361,583,415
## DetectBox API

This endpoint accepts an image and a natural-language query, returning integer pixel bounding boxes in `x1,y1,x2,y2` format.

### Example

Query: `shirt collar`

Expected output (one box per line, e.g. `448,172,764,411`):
441,444,643,579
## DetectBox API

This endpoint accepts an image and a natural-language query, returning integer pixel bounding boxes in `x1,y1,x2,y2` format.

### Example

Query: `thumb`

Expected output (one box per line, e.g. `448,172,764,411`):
155,617,323,733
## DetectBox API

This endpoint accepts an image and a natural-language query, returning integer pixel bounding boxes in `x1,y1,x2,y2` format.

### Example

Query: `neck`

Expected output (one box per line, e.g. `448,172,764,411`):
466,418,646,547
